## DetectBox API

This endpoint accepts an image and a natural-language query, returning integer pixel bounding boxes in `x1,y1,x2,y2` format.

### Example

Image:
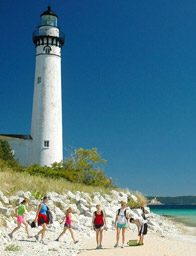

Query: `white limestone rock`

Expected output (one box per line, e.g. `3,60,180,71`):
93,192,100,197
4,207,14,217
144,207,151,214
0,206,8,215
132,208,142,217
15,190,25,197
105,209,114,218
75,194,81,202
104,194,112,202
111,190,119,199
85,211,92,217
80,198,87,205
84,193,92,202
55,206,64,217
0,195,9,204
79,216,92,227
90,206,96,213
68,204,79,214
29,199,40,206
16,197,24,205
118,195,128,203
128,209,138,219
9,196,19,204
58,194,68,200
78,203,89,214
51,197,64,207
48,191,59,197
24,191,31,199
53,220,60,229
93,196,100,204
67,191,76,200
129,194,138,203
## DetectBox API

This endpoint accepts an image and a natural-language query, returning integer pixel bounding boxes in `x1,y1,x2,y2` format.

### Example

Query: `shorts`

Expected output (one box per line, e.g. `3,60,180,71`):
38,213,49,226
64,222,72,228
17,216,25,223
117,223,127,229
139,223,148,235
94,224,104,229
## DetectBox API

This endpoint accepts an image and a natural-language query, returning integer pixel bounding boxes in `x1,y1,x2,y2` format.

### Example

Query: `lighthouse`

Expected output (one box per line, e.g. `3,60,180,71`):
0,6,65,166
30,6,65,166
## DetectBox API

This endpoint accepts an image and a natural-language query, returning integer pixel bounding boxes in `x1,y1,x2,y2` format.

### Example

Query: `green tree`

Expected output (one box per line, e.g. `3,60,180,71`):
0,139,15,161
63,148,109,186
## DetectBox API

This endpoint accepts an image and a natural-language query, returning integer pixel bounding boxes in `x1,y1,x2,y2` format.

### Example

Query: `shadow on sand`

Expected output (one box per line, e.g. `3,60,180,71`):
80,245,130,251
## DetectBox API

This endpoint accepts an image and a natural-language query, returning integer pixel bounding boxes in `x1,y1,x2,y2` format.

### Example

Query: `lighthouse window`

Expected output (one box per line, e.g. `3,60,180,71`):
40,15,57,27
44,140,50,148
45,47,51,54
37,77,41,83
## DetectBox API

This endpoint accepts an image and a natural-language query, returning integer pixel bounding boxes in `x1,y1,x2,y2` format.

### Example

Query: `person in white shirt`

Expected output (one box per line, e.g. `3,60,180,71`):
130,217,148,245
114,202,129,248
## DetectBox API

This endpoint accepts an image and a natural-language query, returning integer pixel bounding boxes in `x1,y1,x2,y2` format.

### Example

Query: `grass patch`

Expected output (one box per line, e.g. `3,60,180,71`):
0,169,147,207
127,191,148,208
5,244,21,251
0,169,113,195
0,215,6,227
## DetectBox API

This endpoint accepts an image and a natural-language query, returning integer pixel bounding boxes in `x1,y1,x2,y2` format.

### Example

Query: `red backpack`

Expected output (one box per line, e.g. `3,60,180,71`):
94,210,104,225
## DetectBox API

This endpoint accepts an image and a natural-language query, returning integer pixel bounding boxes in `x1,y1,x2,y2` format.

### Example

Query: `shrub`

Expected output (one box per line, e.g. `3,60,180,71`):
0,139,18,167
127,191,148,208
5,244,21,251
32,191,44,200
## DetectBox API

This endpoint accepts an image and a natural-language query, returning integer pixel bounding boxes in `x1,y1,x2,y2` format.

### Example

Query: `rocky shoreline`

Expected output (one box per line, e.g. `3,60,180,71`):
0,189,181,255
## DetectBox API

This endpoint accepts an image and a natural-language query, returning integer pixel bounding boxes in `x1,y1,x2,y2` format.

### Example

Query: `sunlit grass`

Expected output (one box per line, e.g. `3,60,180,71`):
0,169,112,195
0,164,147,208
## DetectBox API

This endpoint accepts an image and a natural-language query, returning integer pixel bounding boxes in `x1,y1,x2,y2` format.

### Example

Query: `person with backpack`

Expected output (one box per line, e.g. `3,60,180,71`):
8,199,31,239
114,201,129,248
55,207,79,244
92,204,107,249
34,196,49,244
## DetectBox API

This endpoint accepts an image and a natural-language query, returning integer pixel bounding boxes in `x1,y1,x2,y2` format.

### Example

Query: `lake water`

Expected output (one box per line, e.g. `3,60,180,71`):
149,205,196,227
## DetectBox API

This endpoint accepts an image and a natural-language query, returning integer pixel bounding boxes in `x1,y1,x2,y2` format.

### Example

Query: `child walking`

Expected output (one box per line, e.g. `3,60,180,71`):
55,207,79,243
8,199,31,239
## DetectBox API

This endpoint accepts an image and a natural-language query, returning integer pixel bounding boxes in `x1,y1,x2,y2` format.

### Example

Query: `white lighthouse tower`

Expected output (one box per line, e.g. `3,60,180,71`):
30,6,65,166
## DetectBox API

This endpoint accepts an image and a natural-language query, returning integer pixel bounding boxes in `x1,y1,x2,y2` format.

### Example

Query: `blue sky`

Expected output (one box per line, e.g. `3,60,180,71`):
0,0,196,196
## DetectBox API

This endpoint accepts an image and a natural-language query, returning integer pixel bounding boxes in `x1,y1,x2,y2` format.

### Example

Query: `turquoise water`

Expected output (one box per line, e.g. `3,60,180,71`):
149,205,196,227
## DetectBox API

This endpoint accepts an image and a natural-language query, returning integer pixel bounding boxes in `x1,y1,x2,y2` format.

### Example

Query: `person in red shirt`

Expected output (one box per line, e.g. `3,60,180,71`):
92,204,107,249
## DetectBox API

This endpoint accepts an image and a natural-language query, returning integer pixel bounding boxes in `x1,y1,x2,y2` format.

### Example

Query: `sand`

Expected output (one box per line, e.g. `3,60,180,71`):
80,230,196,256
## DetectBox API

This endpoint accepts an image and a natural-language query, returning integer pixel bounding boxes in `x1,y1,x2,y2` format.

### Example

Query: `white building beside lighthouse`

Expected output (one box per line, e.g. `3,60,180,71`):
0,6,65,166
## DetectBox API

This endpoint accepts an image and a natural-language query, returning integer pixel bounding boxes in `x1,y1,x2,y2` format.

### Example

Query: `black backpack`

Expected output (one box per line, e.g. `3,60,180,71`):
141,207,146,220
117,209,128,219
30,221,36,228
47,207,53,224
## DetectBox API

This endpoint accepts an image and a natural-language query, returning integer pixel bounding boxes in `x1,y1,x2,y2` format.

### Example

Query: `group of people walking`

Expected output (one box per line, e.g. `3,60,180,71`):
8,197,148,249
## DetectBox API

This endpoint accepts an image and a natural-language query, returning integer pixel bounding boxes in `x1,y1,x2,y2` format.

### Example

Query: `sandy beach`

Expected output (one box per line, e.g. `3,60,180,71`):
80,230,196,256
0,190,196,256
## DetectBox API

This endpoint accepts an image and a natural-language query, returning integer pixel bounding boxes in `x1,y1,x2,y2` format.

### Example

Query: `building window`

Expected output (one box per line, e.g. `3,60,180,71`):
44,140,49,148
37,77,41,83
45,46,51,54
